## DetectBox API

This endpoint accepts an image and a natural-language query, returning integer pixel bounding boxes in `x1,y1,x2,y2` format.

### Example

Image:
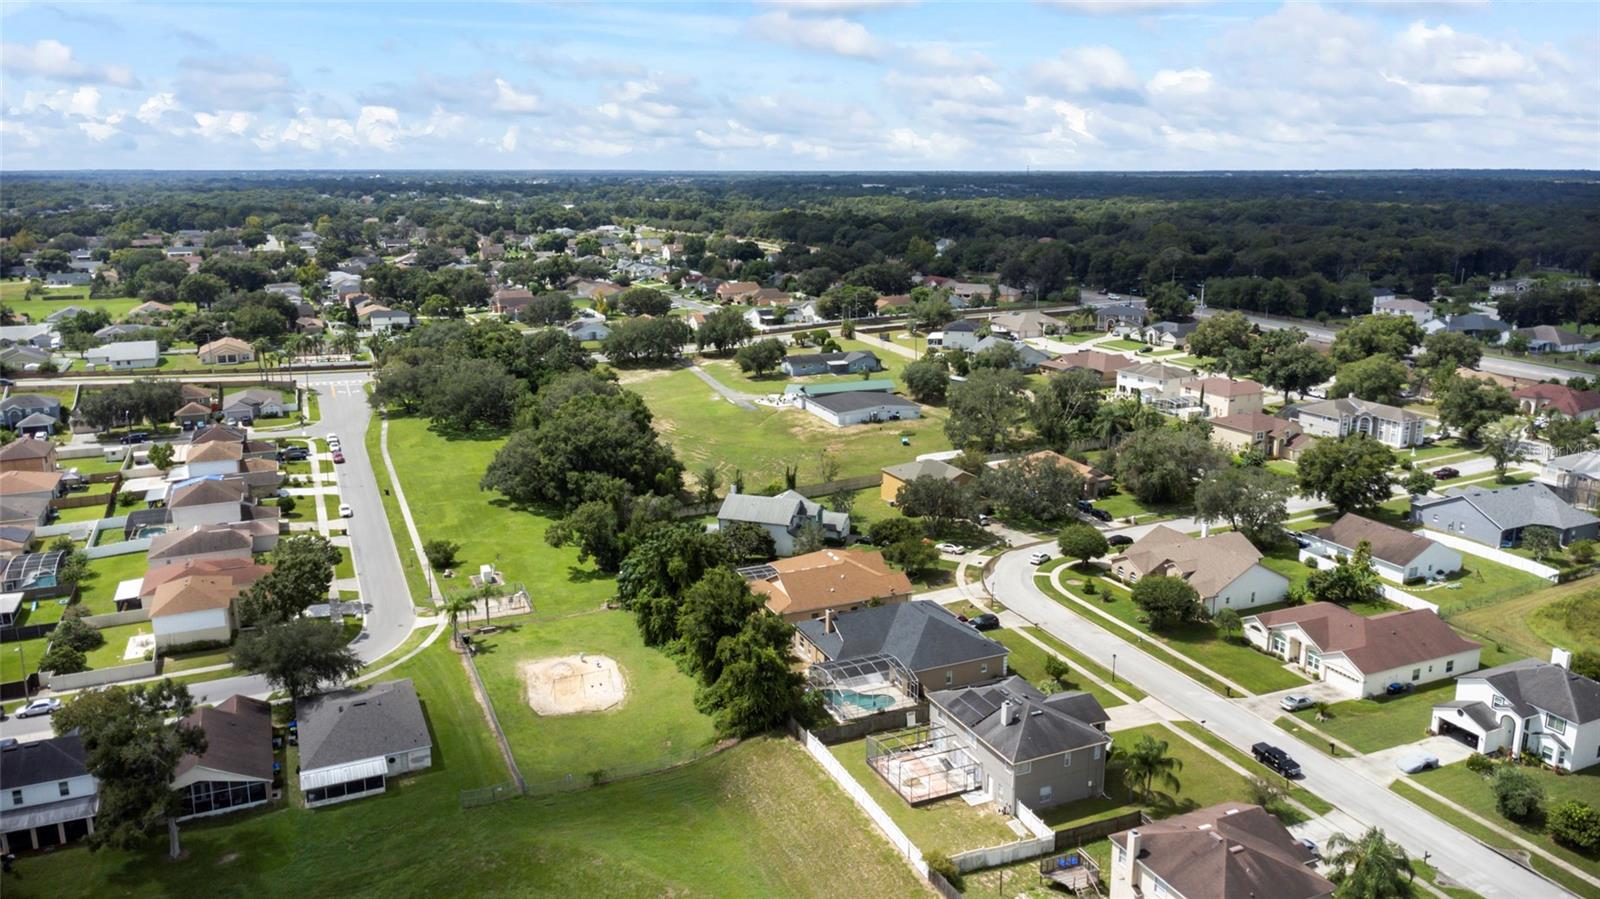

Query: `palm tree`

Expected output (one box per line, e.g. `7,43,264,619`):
442,593,476,650
1121,734,1183,802
1323,827,1413,898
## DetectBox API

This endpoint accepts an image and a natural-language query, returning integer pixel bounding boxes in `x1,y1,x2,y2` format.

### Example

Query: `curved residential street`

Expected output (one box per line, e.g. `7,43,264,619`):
1,370,422,741
985,549,1575,899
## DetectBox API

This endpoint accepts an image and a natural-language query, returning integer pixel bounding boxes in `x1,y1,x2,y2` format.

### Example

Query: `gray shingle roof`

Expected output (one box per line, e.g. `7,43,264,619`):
296,679,431,772
1434,699,1502,731
794,601,1005,672
0,393,60,413
785,350,879,367
1470,658,1600,723
1444,313,1510,333
807,391,919,415
1432,481,1600,532
0,733,88,787
1293,396,1421,423
718,491,807,527
881,458,968,482
87,340,159,362
930,676,1109,763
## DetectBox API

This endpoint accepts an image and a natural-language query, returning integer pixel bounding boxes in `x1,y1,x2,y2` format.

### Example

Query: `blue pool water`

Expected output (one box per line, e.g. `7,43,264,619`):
822,689,897,711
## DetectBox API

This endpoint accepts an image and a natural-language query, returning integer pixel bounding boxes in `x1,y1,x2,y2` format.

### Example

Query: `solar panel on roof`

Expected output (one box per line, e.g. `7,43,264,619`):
735,564,778,580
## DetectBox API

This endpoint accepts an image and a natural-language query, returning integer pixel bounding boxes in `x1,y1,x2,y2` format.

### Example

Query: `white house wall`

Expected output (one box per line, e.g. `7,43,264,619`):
1205,565,1289,616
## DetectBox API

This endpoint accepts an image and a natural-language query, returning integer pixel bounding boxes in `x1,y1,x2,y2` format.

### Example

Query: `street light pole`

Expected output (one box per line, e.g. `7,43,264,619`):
1111,652,1117,684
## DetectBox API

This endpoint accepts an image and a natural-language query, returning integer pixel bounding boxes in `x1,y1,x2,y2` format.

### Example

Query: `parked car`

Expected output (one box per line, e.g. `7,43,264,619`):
1251,742,1303,778
1028,551,1052,565
935,543,966,554
1076,499,1095,513
1432,466,1459,479
279,446,309,461
1299,838,1319,859
1386,682,1413,696
1395,752,1440,774
1279,694,1317,712
1088,508,1113,522
118,431,149,444
332,451,346,464
339,504,353,518
977,514,991,526
1107,534,1133,547
326,433,339,442
967,613,1000,631
15,698,62,718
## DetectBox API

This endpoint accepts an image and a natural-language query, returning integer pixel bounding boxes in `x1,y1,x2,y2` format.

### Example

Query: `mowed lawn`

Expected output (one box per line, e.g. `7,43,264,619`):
0,283,197,322
1411,761,1600,881
697,337,918,396
384,416,616,616
622,365,952,489
10,640,924,899
990,627,1128,710
828,737,1020,855
472,610,719,782
1038,723,1255,828
1288,679,1457,753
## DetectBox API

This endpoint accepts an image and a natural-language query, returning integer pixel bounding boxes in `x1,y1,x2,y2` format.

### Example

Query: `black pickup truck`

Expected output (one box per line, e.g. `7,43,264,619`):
1252,742,1304,779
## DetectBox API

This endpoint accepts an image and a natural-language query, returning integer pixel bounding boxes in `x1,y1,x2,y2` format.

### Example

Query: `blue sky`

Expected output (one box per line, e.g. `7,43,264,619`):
2,1,1596,170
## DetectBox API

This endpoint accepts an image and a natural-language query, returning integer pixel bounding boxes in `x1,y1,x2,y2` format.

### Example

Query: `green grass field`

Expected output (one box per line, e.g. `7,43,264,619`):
0,282,196,323
1289,679,1457,754
991,627,1127,709
828,737,1021,855
699,337,918,396
11,637,924,899
84,621,153,670
1038,723,1254,828
472,610,719,782
1410,761,1600,883
1089,488,1189,525
77,550,150,615
623,365,951,490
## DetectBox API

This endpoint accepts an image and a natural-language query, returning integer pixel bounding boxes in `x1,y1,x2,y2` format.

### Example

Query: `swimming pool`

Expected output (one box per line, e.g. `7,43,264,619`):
821,688,898,711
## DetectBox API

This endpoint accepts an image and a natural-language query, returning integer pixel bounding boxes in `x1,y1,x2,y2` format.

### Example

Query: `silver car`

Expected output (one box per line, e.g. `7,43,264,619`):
1395,752,1440,774
1279,694,1317,712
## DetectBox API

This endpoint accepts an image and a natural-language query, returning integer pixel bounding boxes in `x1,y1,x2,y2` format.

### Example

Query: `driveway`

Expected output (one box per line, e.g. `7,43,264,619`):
987,548,1574,899
1352,736,1480,787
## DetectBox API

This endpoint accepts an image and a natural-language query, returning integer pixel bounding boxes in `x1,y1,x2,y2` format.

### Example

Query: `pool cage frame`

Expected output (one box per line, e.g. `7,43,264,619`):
807,652,920,722
865,723,984,805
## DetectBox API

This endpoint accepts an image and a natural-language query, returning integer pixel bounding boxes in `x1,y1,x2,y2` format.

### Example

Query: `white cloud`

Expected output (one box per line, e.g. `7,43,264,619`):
194,111,256,140
1147,67,1213,99
747,11,881,59
1028,46,1142,100
0,39,137,86
884,70,1004,102
1038,1,1211,15
136,92,181,126
694,120,780,150
498,125,518,152
904,44,996,72
1394,22,1534,83
491,78,542,113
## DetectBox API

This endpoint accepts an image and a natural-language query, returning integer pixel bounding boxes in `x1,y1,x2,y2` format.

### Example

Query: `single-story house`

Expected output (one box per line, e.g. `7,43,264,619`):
715,281,761,303
880,457,974,504
1372,296,1435,325
1109,526,1288,616
0,734,99,853
43,306,86,324
1304,513,1462,584
1142,320,1199,349
148,524,257,568
1115,362,1190,400
987,450,1112,498
0,393,62,429
135,557,270,612
716,490,850,557
1489,278,1534,297
125,301,174,323
0,436,58,472
0,324,60,350
1208,412,1310,460
793,600,1008,691
969,336,1053,371
987,310,1064,339
783,379,895,400
85,339,160,370
875,294,911,313
1430,650,1600,771
0,343,55,372
173,695,275,820
750,548,914,623
1539,450,1600,510
296,679,433,808
798,391,920,428
198,337,255,365
564,319,611,342
1179,377,1264,419
174,401,213,430
1038,349,1134,386
1512,383,1600,421
1426,313,1510,341
1109,804,1333,899
780,350,882,377
1411,481,1600,548
222,388,291,423
1287,397,1426,449
1511,325,1600,355
1243,602,1480,699
926,676,1110,812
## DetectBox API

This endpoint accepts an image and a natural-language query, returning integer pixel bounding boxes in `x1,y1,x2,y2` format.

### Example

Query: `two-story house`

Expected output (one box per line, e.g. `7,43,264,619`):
1108,804,1333,899
1178,377,1265,420
1431,650,1600,771
1115,362,1190,401
0,733,99,852
1288,397,1427,448
715,490,850,557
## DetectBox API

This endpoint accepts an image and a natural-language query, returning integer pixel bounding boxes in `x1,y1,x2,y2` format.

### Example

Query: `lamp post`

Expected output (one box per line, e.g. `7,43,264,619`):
1111,652,1117,684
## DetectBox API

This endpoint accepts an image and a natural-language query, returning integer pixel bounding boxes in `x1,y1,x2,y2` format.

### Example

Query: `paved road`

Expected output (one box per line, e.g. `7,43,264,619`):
1,370,416,741
985,550,1572,899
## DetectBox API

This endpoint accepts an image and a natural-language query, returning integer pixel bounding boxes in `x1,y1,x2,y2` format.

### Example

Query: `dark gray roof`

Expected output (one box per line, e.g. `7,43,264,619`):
296,679,431,772
717,491,806,527
1433,699,1502,731
807,391,919,415
1425,481,1600,532
1149,320,1198,337
785,350,879,367
0,732,88,787
0,393,60,412
882,458,968,482
1469,659,1600,723
794,601,1006,672
930,676,1109,763
1444,313,1510,333
1292,396,1421,423
944,319,980,333
16,412,57,428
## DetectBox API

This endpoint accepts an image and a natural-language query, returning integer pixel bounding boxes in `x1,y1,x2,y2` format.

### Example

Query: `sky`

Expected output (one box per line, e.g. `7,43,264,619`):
1,1,1597,171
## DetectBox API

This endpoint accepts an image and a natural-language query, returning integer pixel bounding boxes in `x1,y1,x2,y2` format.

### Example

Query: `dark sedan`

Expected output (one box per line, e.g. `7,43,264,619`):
967,613,1000,631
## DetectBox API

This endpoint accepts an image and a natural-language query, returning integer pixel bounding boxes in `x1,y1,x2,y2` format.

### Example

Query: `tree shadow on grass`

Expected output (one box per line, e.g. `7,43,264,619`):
565,566,612,584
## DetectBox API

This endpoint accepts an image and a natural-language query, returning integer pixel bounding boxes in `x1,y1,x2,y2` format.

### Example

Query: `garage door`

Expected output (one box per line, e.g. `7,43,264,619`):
1437,719,1480,750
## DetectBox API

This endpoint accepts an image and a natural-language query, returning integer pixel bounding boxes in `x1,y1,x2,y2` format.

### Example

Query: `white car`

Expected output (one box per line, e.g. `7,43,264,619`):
935,543,966,554
339,504,353,518
15,698,62,718
1028,551,1052,565
1279,694,1317,712
326,432,339,442
1395,752,1440,774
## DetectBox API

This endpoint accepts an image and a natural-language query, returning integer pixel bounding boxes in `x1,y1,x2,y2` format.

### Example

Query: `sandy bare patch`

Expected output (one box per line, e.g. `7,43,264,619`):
520,654,627,716
614,368,674,385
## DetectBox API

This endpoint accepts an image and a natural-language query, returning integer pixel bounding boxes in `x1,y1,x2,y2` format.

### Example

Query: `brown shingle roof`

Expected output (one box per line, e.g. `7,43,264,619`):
1182,376,1264,397
1512,383,1600,417
175,695,273,782
1112,526,1268,599
1311,513,1439,567
992,450,1111,485
1109,804,1333,899
187,441,244,464
0,437,55,461
149,525,253,561
149,574,241,617
1209,411,1298,437
140,557,270,598
175,401,211,417
0,470,63,494
750,549,914,617
1249,602,1479,672
170,478,247,508
1039,349,1134,375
